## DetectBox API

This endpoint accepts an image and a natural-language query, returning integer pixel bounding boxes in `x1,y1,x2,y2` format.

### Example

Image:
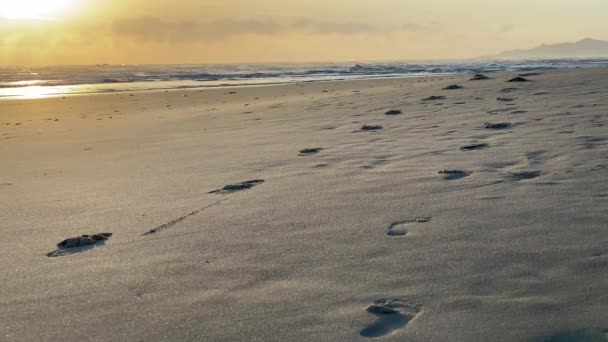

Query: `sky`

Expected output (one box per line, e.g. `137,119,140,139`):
0,0,607,65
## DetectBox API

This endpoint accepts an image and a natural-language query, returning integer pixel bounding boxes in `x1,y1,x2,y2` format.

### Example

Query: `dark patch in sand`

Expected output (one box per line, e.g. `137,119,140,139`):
461,143,489,151
497,97,515,102
540,328,608,342
470,74,490,81
360,299,422,338
508,77,531,83
359,125,384,132
577,136,606,149
443,84,463,90
422,95,446,101
299,148,324,156
483,122,512,130
385,110,403,115
507,171,542,181
209,180,265,194
439,170,471,180
500,87,519,93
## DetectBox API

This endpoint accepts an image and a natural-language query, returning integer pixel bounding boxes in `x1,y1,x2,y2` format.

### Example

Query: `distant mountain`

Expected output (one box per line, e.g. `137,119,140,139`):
487,38,608,60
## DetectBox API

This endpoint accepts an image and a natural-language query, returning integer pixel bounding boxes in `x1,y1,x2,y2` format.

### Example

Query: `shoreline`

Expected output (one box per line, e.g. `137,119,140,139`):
2,58,608,100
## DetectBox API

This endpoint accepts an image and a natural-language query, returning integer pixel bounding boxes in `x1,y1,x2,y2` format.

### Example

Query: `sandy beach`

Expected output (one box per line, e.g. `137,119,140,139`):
1,68,607,341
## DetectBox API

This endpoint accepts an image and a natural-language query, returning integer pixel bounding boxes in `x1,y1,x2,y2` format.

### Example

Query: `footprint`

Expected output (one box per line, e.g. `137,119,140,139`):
439,170,471,180
360,299,422,338
461,143,489,151
507,171,542,181
299,148,324,156
47,233,112,257
209,180,265,194
386,217,431,237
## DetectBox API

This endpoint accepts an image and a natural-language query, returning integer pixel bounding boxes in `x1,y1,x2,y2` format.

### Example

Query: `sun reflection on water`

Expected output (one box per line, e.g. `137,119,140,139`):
0,85,81,99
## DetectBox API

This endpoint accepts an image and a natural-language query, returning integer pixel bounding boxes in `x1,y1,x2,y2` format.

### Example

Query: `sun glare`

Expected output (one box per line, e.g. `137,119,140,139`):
0,0,74,20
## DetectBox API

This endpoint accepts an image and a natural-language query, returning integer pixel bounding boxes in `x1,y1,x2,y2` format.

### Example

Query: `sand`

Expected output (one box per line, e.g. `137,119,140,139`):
0,68,607,341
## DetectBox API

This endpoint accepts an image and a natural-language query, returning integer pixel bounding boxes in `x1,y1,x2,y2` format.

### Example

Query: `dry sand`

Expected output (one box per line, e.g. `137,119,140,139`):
0,68,607,341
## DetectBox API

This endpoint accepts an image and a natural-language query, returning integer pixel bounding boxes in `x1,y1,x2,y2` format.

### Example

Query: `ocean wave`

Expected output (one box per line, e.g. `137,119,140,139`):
1,59,607,98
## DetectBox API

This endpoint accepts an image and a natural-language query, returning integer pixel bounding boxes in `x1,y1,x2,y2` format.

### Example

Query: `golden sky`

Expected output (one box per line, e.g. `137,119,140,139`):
0,0,607,65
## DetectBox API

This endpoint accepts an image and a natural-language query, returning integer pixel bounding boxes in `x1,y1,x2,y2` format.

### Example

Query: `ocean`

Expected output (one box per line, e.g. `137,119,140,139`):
1,59,607,99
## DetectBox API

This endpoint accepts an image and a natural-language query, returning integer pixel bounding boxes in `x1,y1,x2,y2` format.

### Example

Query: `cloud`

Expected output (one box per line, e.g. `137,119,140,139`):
290,19,373,34
112,17,282,42
112,16,422,43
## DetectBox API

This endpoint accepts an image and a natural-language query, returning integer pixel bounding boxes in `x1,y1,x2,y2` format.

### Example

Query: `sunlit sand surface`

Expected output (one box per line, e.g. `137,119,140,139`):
1,68,606,341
